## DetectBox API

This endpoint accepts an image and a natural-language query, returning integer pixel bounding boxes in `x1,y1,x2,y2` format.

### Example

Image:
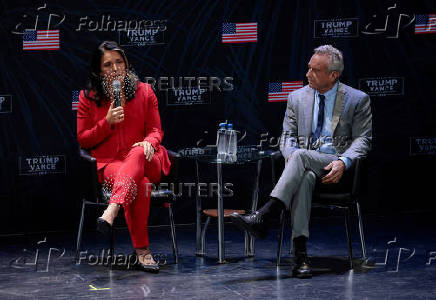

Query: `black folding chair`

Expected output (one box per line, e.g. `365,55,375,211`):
75,148,180,265
271,150,368,269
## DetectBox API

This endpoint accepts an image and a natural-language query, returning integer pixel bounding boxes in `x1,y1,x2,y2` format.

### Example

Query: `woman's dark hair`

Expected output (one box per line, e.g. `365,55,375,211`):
84,41,138,106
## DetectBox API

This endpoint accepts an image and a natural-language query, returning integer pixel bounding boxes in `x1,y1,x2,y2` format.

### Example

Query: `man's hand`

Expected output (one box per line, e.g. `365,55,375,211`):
132,141,155,162
322,160,346,184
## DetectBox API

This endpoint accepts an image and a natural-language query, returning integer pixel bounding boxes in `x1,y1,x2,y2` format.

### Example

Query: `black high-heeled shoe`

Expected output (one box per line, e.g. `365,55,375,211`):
134,253,160,273
96,217,112,236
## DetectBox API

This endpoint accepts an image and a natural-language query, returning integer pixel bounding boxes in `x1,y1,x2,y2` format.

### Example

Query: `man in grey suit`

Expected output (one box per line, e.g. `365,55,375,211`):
230,45,372,278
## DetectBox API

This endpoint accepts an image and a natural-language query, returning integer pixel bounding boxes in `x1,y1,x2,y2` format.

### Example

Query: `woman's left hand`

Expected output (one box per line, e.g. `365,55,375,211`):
132,141,155,162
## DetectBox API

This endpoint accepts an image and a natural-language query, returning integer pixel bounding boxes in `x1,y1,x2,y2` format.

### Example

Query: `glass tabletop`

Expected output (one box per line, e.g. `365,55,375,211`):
178,146,274,164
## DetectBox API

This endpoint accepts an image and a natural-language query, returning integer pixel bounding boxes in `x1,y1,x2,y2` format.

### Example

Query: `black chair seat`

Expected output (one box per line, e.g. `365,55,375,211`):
151,189,177,201
313,192,352,202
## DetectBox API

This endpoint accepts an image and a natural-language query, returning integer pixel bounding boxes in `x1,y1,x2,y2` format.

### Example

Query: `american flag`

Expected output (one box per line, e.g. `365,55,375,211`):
72,90,79,111
222,23,257,43
268,81,304,102
23,30,60,50
415,14,436,34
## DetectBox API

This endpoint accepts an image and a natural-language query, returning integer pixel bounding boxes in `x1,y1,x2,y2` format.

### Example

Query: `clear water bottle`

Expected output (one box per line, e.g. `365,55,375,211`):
227,123,237,163
216,122,228,161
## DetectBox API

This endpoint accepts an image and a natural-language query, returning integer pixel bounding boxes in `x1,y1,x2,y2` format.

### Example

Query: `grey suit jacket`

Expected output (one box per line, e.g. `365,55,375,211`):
279,82,372,164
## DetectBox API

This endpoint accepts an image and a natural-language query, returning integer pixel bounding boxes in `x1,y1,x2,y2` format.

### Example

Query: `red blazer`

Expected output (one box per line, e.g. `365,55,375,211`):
77,82,171,175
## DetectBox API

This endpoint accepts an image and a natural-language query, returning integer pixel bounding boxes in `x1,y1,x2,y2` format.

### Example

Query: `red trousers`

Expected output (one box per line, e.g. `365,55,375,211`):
98,146,162,249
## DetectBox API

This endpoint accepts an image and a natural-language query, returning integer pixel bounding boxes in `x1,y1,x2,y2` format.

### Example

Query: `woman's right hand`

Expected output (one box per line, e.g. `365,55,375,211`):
106,101,124,124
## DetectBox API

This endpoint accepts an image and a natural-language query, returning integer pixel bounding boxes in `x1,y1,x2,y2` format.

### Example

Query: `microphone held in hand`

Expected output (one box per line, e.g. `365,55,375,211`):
112,80,121,107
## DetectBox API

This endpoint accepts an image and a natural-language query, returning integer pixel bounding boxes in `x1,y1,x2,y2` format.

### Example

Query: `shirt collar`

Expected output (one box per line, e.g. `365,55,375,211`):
315,81,339,101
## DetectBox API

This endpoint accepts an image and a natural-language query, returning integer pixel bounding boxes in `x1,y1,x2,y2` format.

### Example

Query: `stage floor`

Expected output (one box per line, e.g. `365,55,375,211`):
1,213,435,299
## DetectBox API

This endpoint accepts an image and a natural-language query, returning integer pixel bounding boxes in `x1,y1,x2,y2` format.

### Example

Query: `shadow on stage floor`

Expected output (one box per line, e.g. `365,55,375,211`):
1,213,435,299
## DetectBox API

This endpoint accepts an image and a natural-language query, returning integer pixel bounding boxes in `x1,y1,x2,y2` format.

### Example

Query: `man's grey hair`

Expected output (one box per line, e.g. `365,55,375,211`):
314,45,344,76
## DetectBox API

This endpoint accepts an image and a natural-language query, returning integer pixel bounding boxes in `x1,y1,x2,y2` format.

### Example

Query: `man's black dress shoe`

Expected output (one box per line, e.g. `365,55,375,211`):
96,217,112,236
229,211,270,239
230,198,285,239
133,253,159,273
292,252,312,279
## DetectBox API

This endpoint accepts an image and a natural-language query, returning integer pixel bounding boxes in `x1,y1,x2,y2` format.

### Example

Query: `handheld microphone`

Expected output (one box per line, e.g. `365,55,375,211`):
112,80,121,107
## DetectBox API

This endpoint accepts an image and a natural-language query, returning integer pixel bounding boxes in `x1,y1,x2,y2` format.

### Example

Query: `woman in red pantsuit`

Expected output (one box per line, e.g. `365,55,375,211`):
77,41,171,272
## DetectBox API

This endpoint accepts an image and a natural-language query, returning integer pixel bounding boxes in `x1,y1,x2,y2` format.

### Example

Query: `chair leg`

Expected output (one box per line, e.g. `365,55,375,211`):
75,200,87,262
168,203,179,264
344,208,353,269
289,212,294,256
200,216,211,256
108,228,115,269
356,201,368,260
276,210,286,266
